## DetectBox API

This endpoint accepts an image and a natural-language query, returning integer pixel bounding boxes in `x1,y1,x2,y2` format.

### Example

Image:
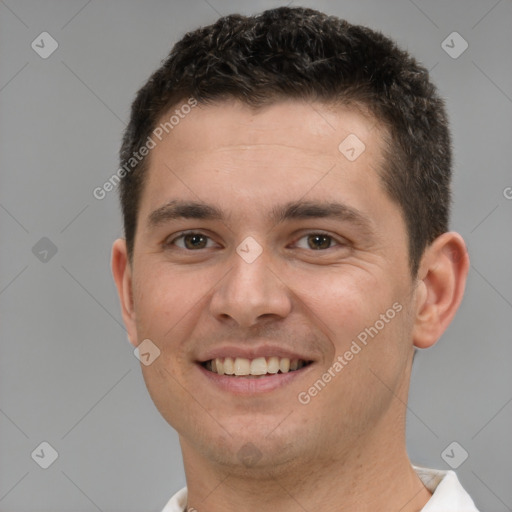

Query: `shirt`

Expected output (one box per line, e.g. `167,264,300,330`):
161,466,480,512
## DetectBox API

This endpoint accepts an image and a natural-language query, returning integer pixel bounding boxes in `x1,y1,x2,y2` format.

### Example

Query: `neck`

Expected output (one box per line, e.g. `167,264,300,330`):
180,420,431,512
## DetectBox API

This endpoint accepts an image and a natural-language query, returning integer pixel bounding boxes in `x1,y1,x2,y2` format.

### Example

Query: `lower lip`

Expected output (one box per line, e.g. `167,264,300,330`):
196,363,314,394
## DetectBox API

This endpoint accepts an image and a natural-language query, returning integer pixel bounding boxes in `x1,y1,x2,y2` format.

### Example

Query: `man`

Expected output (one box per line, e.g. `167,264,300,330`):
111,7,478,512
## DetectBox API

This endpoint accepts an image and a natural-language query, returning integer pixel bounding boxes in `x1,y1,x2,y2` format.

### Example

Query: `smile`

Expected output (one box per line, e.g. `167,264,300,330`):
202,356,312,377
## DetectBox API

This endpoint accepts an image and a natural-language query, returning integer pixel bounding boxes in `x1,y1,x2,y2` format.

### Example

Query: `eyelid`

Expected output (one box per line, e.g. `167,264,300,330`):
290,230,348,249
163,230,221,249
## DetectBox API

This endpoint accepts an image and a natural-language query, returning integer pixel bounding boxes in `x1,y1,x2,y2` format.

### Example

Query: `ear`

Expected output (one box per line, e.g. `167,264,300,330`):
111,238,138,347
412,232,469,349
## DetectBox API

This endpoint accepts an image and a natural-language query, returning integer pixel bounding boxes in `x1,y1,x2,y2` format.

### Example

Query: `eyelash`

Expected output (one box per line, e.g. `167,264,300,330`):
164,230,345,251
165,231,218,250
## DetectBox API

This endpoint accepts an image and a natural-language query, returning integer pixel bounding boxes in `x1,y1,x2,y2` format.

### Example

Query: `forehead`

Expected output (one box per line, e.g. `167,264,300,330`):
138,99,392,226
156,99,381,158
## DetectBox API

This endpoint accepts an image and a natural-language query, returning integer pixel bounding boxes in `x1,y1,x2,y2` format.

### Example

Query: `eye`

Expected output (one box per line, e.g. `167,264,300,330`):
294,233,340,250
166,231,218,250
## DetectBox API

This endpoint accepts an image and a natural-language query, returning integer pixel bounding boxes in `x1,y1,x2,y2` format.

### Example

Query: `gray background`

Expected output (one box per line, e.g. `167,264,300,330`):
0,0,511,510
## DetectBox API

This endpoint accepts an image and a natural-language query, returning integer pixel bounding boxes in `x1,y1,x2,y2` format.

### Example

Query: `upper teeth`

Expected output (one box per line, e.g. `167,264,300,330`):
205,357,307,376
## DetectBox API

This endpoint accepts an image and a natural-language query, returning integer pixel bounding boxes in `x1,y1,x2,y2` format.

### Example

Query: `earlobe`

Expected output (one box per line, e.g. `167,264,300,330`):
111,239,138,347
412,232,469,349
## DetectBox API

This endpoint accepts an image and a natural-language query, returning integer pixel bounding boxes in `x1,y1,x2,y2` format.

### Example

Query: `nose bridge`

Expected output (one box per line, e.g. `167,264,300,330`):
232,248,274,296
209,240,291,326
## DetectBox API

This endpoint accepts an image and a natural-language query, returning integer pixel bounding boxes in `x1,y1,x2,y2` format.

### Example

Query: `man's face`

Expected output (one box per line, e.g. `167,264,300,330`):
122,100,420,470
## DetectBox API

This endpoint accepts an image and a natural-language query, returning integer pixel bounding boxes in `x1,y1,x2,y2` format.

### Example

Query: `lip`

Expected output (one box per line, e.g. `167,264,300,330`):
196,360,315,394
196,344,314,363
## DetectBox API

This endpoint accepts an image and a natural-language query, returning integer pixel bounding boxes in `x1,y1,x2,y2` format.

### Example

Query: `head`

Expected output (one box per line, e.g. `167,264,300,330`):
112,7,468,477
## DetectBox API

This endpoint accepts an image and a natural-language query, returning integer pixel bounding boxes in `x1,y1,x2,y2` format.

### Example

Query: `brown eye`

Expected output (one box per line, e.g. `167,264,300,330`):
305,234,334,250
167,232,216,250
182,233,208,249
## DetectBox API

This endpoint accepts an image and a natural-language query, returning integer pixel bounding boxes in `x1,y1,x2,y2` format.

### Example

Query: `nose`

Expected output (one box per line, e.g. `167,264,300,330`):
209,245,293,328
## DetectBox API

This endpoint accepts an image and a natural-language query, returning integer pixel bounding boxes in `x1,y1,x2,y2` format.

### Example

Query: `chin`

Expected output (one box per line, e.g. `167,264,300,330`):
185,423,304,473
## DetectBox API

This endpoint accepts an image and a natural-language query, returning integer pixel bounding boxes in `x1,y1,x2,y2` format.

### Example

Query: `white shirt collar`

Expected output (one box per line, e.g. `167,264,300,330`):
161,466,479,512
413,466,479,511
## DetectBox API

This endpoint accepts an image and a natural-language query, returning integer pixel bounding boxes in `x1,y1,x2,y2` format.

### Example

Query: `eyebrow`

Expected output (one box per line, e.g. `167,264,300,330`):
146,199,373,233
147,200,223,228
270,200,373,232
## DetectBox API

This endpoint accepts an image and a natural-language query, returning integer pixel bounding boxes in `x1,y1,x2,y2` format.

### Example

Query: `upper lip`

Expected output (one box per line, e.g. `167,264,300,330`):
196,344,315,363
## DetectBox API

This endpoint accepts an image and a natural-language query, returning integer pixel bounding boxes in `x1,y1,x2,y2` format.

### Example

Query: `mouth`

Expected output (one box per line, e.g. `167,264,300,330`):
201,356,313,378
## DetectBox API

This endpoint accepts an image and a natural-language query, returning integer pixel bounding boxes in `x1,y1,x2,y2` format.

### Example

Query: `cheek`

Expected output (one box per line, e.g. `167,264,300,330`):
291,267,412,389
301,274,412,432
291,267,395,342
133,266,205,430
140,362,196,435
133,265,205,340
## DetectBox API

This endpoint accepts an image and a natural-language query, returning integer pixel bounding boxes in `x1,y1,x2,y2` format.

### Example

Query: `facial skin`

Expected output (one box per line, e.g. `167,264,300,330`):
112,100,468,512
